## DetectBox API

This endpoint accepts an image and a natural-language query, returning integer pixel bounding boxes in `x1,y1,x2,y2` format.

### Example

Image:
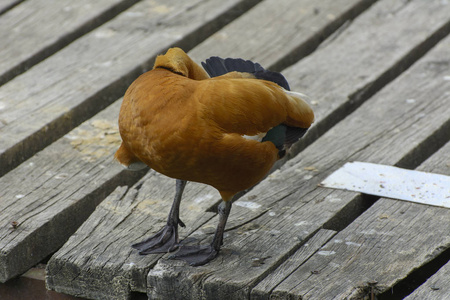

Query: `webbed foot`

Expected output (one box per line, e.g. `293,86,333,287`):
133,179,187,255
132,223,181,254
169,244,218,266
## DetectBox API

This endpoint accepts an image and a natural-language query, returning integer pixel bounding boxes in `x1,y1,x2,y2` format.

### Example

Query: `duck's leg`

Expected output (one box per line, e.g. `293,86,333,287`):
169,199,232,266
132,179,187,254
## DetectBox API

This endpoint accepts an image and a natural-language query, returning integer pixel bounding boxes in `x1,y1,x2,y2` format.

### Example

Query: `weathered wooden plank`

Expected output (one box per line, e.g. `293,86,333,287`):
0,0,140,86
405,262,450,300
146,10,450,299
415,140,450,176
269,144,450,300
0,0,261,177
270,201,449,299
250,229,336,300
46,178,219,299
0,101,145,283
402,141,450,300
0,0,21,15
279,0,450,162
188,0,377,70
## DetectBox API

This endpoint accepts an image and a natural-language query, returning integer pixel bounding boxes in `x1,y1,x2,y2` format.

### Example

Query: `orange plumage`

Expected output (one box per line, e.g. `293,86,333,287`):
115,47,314,265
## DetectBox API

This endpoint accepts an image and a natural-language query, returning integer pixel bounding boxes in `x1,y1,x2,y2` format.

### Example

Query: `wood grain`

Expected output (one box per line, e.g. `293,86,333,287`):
271,200,449,299
247,229,337,300
404,255,450,300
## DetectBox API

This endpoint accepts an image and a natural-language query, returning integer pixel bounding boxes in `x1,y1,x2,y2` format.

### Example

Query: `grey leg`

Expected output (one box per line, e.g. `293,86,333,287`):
132,179,187,254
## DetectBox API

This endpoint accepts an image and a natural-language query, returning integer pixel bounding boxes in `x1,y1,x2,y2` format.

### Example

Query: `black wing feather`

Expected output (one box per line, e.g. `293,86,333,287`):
202,57,265,77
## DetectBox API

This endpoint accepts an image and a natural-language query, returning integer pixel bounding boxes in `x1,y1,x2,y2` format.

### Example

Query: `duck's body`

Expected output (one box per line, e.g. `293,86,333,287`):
115,48,314,265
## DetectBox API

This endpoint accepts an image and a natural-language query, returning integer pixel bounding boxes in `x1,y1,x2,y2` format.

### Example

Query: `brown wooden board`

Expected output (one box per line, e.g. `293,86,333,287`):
146,12,450,300
0,0,261,177
0,0,140,86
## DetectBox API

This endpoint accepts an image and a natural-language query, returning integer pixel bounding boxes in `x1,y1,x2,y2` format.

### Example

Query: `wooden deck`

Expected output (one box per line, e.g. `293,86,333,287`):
1,0,449,299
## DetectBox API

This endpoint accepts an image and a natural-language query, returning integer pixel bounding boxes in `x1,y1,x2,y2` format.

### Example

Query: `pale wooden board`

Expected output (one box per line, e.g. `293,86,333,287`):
0,0,261,177
269,145,450,299
146,10,450,299
416,140,450,176
0,0,20,15
46,178,219,299
0,0,139,86
188,0,377,70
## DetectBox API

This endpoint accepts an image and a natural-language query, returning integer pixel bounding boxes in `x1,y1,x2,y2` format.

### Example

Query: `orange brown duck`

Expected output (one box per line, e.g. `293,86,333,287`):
115,47,314,266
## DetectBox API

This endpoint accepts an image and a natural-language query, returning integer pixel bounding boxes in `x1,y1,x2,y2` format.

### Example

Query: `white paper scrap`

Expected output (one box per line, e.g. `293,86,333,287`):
320,162,450,208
